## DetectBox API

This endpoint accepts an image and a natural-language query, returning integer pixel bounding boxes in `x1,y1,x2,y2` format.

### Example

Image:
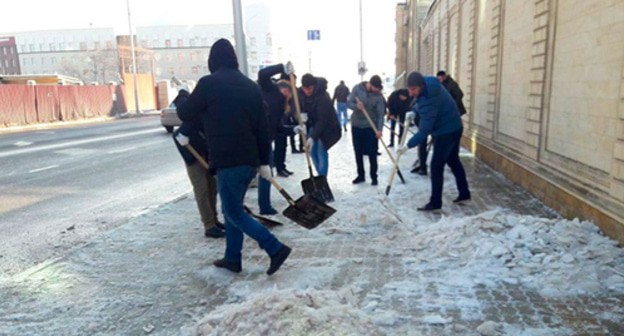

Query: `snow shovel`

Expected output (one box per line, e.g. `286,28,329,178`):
268,177,335,229
289,73,335,203
386,118,411,195
177,138,285,228
355,97,406,184
243,205,283,228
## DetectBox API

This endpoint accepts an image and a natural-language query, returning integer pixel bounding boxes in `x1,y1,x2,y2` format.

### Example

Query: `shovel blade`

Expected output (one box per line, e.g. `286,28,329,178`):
244,206,283,228
282,194,336,229
301,176,335,203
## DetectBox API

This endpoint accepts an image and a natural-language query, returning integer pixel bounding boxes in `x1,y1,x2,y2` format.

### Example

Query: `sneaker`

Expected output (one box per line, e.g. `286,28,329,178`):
388,143,394,148
213,258,242,273
283,168,294,175
352,176,365,184
260,208,278,215
205,227,226,238
277,170,290,178
371,179,378,186
417,203,441,211
267,245,291,275
453,194,471,203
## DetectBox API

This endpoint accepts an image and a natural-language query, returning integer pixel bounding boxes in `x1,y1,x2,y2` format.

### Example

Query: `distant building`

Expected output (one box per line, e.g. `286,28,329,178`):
0,36,20,75
6,28,118,83
136,24,233,81
244,3,274,76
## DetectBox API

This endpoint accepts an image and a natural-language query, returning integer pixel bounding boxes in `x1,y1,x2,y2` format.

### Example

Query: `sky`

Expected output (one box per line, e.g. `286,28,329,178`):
2,0,397,91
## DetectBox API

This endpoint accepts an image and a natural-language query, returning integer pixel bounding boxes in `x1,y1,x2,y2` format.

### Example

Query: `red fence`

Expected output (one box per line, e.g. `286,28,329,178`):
0,85,128,127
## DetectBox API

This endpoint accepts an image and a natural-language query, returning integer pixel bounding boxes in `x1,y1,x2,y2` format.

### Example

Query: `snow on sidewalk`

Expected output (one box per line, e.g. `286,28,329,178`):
0,128,623,336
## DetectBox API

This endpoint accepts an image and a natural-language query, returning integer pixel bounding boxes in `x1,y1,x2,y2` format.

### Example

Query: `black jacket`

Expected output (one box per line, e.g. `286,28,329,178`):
257,64,295,141
332,83,350,103
441,76,467,115
176,39,270,169
173,118,207,166
387,89,411,122
299,77,341,150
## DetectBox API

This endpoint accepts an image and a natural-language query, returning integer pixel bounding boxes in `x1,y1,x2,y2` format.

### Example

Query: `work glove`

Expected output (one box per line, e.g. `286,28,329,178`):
405,111,416,121
175,133,189,146
396,144,409,156
293,125,305,135
284,61,295,75
258,165,272,180
300,112,308,123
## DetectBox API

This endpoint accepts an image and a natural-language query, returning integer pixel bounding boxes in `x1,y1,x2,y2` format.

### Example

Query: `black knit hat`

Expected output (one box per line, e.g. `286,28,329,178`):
369,75,383,90
407,71,425,87
301,73,316,87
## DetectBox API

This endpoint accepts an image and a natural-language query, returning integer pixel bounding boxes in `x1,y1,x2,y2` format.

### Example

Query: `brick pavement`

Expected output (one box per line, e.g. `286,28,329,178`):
0,134,622,335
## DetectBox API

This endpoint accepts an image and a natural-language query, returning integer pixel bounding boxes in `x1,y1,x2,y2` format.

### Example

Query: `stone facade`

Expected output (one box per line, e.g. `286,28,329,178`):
398,0,624,243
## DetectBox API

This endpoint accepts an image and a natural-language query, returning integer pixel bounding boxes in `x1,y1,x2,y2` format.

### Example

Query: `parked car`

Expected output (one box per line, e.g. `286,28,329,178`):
160,103,182,133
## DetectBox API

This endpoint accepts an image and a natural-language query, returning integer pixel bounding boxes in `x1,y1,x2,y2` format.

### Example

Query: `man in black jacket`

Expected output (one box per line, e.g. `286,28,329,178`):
436,71,467,116
332,80,350,132
387,88,410,147
299,73,342,177
256,63,300,215
177,39,290,276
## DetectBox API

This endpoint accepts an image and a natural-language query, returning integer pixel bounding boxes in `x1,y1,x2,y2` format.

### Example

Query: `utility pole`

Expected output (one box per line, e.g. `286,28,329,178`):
126,0,140,114
232,0,248,77
358,0,365,81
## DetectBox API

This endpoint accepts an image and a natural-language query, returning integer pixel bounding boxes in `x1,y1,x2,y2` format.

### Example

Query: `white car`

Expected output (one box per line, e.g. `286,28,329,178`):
160,103,182,133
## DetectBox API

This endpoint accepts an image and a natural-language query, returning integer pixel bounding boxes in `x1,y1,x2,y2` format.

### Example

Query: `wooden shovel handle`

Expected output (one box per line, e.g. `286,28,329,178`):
184,144,210,170
356,97,400,167
386,118,411,195
267,177,297,206
289,73,316,177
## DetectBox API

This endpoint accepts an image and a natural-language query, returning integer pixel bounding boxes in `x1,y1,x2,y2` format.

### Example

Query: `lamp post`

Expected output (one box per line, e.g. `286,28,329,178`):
126,0,141,114
232,0,248,77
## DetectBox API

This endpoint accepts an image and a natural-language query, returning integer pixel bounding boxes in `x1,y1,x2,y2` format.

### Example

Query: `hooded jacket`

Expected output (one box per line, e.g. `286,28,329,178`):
347,82,385,130
177,39,270,169
387,88,411,122
407,76,463,148
332,82,350,103
298,76,341,150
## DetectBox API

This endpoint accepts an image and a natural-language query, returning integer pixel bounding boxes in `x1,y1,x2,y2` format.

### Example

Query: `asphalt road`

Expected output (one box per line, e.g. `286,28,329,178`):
0,116,190,278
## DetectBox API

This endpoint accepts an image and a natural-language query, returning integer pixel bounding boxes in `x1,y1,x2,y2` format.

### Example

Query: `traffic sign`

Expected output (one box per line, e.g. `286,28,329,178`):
307,30,321,41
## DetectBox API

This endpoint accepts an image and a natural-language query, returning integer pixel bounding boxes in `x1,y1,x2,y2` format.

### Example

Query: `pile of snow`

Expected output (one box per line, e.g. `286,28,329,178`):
195,289,385,336
395,210,624,296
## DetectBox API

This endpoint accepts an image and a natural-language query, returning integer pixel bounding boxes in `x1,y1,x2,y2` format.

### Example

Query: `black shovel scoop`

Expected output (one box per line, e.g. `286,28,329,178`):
269,178,335,229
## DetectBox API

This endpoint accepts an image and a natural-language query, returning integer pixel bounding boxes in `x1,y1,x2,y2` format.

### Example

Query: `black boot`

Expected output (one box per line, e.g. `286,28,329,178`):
213,258,242,273
205,227,225,238
417,203,441,211
267,245,291,275
352,176,365,184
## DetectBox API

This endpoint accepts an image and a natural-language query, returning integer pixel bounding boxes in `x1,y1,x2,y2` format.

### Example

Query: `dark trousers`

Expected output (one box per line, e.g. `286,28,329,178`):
418,137,429,169
352,127,378,181
290,134,303,152
429,129,470,207
274,135,287,171
389,118,405,146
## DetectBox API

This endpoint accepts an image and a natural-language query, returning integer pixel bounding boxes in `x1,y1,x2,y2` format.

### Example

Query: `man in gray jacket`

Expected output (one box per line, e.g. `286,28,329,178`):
347,75,385,185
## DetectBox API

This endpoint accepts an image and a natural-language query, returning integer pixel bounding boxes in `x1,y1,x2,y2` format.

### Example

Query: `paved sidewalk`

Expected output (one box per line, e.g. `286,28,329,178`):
0,129,622,335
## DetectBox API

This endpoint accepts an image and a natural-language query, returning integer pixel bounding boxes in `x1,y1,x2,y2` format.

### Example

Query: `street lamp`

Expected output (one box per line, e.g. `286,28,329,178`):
126,0,141,114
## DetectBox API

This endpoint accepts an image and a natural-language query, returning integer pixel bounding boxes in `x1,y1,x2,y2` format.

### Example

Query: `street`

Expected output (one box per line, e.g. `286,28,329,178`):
0,116,189,278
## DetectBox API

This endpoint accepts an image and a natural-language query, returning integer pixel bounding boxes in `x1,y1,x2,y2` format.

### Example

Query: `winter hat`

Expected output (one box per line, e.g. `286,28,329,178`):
208,38,239,73
276,80,291,91
301,73,317,87
369,75,383,90
407,71,425,88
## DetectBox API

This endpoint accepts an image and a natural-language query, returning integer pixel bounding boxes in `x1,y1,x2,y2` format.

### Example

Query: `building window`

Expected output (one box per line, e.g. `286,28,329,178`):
39,43,44,51
29,44,35,52
250,51,257,61
20,44,25,52
59,43,65,50
49,43,56,51
165,39,171,48
94,41,101,50
12,59,16,67
80,42,87,51
152,39,159,48
189,38,196,47
41,57,45,65
177,39,183,47
191,66,198,74
2,47,6,55
51,57,56,64
4,59,8,67
67,42,73,50
189,53,196,61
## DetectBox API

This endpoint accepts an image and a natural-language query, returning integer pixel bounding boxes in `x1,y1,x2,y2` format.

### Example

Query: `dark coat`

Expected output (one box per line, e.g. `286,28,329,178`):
407,76,463,148
257,64,295,141
173,118,207,166
299,77,341,150
441,76,467,115
176,39,270,169
332,83,350,103
387,89,411,122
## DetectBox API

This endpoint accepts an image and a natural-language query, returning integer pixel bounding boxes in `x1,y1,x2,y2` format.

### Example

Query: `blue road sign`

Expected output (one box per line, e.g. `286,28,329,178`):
307,30,320,41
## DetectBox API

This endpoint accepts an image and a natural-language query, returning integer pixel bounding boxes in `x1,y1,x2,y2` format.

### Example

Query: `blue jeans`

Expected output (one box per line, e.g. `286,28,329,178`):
217,165,283,262
336,102,348,127
258,149,274,213
309,132,329,176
